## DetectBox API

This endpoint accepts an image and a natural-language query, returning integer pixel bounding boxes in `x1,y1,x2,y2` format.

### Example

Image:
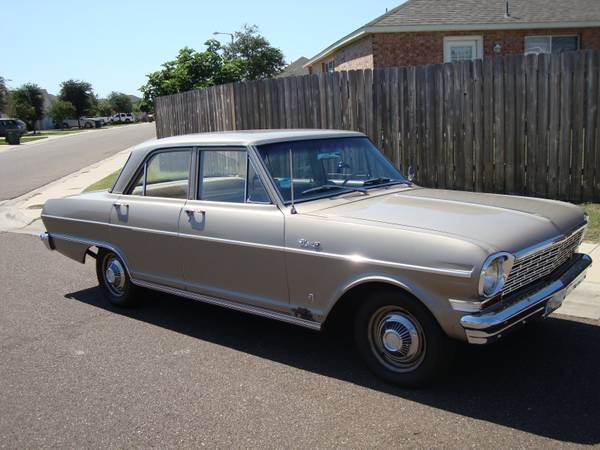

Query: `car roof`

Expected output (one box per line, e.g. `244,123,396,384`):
112,129,367,194
132,129,365,155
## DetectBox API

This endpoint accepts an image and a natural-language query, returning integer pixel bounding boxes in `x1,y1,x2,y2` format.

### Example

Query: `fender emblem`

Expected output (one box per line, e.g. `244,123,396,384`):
299,238,321,250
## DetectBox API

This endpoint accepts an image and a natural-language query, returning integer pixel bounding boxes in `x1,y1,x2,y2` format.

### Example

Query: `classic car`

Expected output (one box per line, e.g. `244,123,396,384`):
40,129,591,386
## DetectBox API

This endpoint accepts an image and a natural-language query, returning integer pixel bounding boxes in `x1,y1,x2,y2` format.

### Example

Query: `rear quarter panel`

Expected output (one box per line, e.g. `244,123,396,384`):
41,191,118,262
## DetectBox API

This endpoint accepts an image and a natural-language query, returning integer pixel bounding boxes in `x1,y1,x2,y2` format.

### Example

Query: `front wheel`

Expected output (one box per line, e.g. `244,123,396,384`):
354,290,454,387
96,248,138,306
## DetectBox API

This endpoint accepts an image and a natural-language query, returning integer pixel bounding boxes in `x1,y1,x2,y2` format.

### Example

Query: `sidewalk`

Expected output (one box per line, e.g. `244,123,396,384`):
557,241,600,320
0,147,131,235
0,151,597,322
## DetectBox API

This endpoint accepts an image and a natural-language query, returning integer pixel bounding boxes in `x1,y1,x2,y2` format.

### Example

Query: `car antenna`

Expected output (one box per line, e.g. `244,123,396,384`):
289,148,297,214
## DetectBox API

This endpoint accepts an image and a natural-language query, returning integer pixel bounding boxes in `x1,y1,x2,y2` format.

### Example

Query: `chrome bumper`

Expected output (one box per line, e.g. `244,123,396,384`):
461,253,592,344
40,231,54,250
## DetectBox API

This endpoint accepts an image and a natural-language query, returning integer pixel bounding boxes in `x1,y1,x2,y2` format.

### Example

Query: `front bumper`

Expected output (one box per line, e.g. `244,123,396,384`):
461,253,592,344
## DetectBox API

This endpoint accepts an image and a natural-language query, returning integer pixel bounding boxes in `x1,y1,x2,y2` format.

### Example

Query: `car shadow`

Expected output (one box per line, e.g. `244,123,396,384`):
65,286,600,445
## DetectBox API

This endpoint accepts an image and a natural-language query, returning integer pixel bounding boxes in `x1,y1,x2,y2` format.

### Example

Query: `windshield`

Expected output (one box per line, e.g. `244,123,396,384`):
257,137,406,204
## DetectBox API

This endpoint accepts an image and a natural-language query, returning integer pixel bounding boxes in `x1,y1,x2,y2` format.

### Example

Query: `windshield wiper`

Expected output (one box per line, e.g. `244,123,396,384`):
301,184,368,195
362,177,409,187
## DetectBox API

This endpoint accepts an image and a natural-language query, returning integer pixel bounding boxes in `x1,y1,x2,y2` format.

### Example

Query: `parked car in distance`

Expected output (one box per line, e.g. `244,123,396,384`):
0,118,27,137
14,119,27,133
61,117,101,129
111,112,135,123
39,130,591,386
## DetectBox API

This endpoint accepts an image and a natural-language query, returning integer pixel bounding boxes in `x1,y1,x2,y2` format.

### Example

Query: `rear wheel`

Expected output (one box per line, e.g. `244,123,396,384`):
96,248,138,306
354,289,454,387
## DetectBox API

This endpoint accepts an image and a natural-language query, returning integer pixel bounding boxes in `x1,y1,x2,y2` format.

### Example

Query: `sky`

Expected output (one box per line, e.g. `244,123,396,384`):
3,0,402,98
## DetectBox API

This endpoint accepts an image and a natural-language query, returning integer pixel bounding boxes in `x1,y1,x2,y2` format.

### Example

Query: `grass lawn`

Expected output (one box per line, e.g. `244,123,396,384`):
0,135,47,145
84,164,186,193
39,129,88,136
581,203,600,242
84,170,120,192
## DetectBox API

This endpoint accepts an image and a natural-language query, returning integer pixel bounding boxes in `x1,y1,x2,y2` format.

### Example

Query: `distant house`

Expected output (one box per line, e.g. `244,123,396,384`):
277,57,310,77
306,0,600,73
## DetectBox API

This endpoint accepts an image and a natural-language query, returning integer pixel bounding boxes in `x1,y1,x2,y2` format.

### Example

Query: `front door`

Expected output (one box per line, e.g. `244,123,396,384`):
179,147,289,310
109,148,193,288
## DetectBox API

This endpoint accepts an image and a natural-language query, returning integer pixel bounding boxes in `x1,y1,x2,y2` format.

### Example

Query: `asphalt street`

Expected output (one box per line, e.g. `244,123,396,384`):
0,124,155,201
1,232,599,448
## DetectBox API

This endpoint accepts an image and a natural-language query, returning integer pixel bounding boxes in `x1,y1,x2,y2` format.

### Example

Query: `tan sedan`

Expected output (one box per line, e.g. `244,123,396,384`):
40,130,591,386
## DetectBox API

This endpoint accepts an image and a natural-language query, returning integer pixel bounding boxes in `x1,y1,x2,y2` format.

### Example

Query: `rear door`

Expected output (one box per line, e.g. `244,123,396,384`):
109,147,193,289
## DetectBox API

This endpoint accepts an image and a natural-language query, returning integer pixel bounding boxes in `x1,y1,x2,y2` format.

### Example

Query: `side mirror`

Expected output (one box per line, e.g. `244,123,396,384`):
407,165,415,183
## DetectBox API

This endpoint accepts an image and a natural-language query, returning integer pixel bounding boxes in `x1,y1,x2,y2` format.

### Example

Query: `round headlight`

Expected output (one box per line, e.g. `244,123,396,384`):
479,254,512,297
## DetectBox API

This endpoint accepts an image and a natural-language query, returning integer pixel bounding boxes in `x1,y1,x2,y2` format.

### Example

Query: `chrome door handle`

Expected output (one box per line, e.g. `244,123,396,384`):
185,208,205,217
113,202,129,210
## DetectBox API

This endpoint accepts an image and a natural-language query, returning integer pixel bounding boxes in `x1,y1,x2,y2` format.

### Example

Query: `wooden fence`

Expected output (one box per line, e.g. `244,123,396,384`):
155,50,600,203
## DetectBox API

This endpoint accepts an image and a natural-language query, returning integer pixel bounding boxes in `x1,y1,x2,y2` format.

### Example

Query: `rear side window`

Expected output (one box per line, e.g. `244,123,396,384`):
128,149,191,199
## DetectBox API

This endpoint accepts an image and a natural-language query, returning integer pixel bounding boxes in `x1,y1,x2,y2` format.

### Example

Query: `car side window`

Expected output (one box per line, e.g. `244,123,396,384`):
247,161,270,203
127,149,191,199
199,150,247,203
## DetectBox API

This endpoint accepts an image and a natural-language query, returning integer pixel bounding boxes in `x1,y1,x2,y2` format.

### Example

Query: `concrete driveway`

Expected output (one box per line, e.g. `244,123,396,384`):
1,232,599,448
0,124,155,201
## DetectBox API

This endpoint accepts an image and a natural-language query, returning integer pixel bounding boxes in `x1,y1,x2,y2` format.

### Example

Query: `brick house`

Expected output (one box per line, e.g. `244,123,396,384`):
306,0,600,73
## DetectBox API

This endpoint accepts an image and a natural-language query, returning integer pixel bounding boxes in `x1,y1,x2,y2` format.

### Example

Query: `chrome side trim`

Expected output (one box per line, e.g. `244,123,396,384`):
42,214,112,227
179,231,473,277
42,215,473,278
131,279,322,331
45,230,321,331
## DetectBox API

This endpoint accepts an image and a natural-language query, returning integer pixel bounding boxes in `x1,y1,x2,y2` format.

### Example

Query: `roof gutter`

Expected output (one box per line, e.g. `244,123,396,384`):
304,20,600,67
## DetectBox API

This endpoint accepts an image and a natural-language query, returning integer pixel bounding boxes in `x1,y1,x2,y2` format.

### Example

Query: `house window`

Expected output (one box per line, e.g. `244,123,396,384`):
325,60,335,73
524,36,579,55
443,36,484,63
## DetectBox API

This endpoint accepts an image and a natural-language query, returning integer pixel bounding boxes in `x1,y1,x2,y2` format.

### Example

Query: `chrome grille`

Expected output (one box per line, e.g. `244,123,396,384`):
502,227,585,296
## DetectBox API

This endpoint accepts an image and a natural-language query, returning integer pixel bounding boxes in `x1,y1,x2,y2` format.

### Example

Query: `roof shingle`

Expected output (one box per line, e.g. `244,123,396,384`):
368,0,600,28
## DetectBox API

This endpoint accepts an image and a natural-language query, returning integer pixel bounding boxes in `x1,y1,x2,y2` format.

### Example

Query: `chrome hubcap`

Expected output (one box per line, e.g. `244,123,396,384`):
104,256,126,296
369,307,426,373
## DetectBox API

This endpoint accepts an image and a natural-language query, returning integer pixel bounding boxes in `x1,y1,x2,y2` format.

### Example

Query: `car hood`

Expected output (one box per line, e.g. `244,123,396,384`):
312,188,585,254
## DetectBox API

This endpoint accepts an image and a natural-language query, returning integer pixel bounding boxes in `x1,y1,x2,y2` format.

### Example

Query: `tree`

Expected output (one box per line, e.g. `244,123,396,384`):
0,76,8,114
139,25,284,111
96,99,113,116
223,25,285,80
59,80,94,119
48,100,76,127
108,91,133,113
12,84,45,133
